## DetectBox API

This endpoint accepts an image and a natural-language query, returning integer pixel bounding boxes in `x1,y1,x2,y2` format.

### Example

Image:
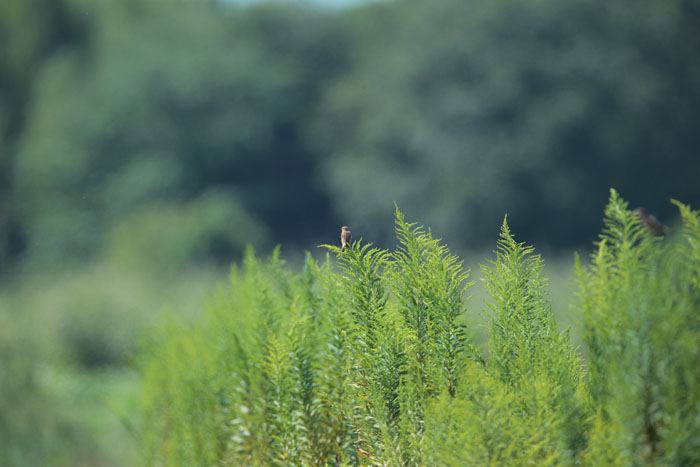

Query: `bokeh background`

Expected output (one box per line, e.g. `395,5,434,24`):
1,0,699,464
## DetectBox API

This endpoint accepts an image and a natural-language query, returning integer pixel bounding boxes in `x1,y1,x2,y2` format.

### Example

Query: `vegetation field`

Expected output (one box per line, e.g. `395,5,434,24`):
2,1,700,465
141,191,700,465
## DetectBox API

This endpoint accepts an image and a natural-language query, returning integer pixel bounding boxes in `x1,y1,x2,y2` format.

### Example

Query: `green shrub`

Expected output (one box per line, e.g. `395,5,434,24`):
481,217,589,458
141,193,700,465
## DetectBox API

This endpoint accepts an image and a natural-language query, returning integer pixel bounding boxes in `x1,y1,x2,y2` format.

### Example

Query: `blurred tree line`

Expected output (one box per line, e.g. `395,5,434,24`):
1,0,699,275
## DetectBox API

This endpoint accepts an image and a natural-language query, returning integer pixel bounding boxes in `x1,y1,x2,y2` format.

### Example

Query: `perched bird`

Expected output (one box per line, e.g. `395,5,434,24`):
340,226,352,252
634,207,670,235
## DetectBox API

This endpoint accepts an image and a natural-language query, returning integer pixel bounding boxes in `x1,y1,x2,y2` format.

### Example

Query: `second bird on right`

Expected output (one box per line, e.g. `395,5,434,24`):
634,207,670,235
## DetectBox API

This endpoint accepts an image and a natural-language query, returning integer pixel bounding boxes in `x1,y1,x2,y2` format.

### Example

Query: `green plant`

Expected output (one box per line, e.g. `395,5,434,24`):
141,194,700,465
576,189,700,465
482,217,589,456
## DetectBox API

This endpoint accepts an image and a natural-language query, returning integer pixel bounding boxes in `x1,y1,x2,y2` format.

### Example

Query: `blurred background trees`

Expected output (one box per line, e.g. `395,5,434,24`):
11,0,350,273
2,0,699,275
0,0,88,270
314,0,700,249
1,0,699,464
3,0,700,273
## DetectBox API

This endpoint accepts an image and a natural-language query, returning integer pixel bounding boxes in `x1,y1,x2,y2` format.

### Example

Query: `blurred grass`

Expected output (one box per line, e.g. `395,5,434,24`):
0,261,225,466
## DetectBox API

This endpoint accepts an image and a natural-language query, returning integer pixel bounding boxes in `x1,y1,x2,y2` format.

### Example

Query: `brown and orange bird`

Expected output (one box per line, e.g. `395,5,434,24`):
340,226,351,251
634,207,670,235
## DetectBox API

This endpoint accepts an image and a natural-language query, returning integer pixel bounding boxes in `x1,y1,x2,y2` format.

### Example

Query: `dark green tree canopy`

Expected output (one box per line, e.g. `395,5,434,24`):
2,0,699,272
13,1,349,270
312,0,700,249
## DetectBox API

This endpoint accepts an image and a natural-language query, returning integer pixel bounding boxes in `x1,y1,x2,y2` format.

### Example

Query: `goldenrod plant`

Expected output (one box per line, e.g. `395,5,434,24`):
142,191,700,465
577,190,700,465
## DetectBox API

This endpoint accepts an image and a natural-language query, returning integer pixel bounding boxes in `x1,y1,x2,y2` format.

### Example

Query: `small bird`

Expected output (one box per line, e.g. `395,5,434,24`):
340,226,352,251
634,207,670,235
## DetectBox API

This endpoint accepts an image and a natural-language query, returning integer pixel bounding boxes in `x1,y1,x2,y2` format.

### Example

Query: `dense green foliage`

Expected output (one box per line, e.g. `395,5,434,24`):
142,194,700,465
577,191,700,464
